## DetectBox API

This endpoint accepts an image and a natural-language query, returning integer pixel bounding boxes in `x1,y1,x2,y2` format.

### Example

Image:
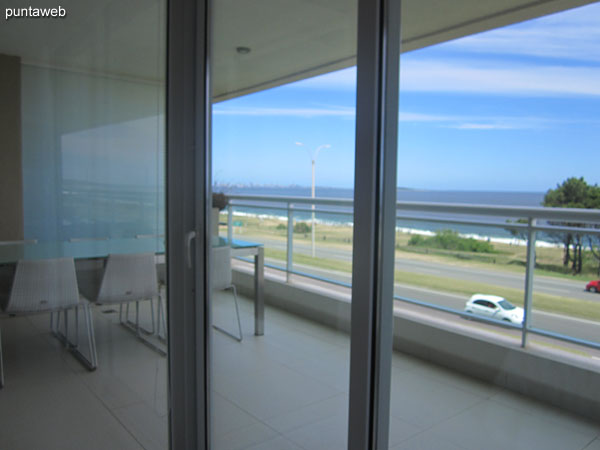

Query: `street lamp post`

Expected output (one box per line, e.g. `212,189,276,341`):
296,142,330,257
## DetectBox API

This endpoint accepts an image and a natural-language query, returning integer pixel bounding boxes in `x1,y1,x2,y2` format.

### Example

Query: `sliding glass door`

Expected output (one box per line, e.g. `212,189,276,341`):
167,0,402,447
208,1,358,448
167,1,600,448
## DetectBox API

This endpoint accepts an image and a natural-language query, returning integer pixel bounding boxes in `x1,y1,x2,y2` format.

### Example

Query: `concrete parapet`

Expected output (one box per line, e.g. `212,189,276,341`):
232,266,600,421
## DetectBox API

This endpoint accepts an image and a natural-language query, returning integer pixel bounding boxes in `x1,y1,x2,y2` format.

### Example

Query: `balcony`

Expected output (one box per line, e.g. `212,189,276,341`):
1,282,599,450
1,195,599,449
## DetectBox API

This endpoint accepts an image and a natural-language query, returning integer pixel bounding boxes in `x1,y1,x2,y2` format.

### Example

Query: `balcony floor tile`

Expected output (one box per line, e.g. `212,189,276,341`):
429,400,595,450
1,291,598,450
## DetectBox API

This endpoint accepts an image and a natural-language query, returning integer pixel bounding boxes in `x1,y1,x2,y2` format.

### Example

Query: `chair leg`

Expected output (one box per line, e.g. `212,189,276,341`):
150,298,156,334
156,293,167,342
123,299,155,335
232,285,243,341
83,303,98,369
52,309,72,349
63,310,69,344
135,301,140,336
212,285,243,342
51,305,97,371
119,299,167,356
0,327,4,389
54,312,59,332
74,306,80,348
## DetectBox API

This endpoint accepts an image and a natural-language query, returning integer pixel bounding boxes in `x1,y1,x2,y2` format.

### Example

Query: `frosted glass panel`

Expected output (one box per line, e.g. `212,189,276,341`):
21,65,165,242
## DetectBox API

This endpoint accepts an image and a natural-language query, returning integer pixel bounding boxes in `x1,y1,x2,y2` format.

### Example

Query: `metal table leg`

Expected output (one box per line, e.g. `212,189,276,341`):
254,247,264,336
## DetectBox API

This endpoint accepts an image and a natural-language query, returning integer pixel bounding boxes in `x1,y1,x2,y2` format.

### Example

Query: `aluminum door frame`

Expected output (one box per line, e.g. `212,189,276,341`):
349,0,401,448
167,0,211,448
166,0,401,448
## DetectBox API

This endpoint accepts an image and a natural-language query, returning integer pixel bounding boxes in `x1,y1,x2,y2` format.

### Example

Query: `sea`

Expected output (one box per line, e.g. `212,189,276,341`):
216,185,550,245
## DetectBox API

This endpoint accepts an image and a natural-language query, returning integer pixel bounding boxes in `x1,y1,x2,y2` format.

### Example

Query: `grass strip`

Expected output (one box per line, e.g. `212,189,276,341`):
393,271,600,322
227,214,600,281
265,247,352,272
263,246,600,322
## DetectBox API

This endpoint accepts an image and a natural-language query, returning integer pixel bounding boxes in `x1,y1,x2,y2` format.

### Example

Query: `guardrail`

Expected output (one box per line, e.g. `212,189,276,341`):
225,193,600,351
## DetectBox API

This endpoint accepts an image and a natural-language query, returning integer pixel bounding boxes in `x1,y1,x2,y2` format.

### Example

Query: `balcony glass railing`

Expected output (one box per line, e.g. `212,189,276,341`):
224,194,600,352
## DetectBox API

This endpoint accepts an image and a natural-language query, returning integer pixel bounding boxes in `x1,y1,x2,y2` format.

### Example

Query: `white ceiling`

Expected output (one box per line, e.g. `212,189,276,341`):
0,0,595,100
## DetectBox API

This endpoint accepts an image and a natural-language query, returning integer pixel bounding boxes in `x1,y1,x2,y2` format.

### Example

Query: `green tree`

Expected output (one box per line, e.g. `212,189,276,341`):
408,230,496,253
293,222,311,234
543,177,597,209
505,218,528,242
588,235,600,276
543,177,600,274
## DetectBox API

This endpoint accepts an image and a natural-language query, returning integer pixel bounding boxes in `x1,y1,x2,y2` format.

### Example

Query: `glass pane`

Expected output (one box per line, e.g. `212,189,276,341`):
0,2,167,448
531,230,600,348
210,2,357,448
389,3,600,448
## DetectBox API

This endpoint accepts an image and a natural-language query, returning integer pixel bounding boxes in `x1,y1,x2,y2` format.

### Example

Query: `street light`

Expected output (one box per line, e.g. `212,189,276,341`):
295,142,331,257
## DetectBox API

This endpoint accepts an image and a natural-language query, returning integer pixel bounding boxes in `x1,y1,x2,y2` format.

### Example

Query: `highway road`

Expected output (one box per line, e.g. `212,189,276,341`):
259,263,600,360
395,258,594,301
246,258,600,361
232,235,600,354
394,283,600,346
394,297,600,362
269,259,600,346
248,235,598,302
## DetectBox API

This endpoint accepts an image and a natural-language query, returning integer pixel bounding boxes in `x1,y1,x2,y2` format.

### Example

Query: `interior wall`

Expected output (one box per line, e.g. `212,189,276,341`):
0,54,24,241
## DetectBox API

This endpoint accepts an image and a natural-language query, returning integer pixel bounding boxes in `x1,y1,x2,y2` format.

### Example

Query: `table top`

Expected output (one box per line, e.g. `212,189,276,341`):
0,237,261,264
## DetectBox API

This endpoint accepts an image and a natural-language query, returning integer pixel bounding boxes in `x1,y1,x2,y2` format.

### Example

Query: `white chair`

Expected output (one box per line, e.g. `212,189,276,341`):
212,246,242,341
0,258,98,387
85,253,166,355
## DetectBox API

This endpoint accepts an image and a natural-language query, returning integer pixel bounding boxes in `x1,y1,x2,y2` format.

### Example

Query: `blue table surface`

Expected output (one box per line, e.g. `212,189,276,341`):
0,237,261,264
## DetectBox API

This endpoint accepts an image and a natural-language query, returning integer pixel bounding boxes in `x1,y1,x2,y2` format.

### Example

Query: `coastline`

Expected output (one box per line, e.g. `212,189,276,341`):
226,210,562,248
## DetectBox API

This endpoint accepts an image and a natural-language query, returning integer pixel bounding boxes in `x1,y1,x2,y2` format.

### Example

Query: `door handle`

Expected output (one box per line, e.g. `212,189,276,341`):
185,231,196,269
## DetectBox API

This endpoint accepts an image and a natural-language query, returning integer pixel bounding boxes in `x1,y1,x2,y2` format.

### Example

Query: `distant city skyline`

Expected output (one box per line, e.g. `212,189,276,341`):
213,181,551,194
212,3,600,192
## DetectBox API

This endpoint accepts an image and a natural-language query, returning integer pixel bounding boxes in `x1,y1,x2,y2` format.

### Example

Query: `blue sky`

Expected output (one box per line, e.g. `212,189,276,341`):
212,3,600,192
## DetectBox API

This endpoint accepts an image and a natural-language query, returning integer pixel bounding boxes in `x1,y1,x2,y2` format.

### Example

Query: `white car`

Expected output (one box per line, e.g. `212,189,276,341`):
465,294,524,324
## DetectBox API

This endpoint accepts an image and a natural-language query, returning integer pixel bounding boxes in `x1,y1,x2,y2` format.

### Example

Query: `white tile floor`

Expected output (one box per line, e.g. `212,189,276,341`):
0,291,598,450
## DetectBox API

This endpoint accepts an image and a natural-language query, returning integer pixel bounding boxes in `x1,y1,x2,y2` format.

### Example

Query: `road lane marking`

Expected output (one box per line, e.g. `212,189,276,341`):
534,310,600,327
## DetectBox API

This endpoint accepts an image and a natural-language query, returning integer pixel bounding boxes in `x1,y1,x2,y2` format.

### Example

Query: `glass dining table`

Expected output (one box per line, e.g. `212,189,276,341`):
0,236,265,336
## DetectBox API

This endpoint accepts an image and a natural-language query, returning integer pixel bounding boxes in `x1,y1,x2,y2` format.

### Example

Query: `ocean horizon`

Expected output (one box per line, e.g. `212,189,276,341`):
215,184,546,207
217,185,550,243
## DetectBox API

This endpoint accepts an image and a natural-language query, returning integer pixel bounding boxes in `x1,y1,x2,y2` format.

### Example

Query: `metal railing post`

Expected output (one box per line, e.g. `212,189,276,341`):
521,217,536,347
227,204,233,243
287,203,294,283
220,193,600,351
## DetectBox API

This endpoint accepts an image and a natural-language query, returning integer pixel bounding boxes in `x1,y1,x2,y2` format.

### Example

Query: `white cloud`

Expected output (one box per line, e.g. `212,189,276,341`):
439,3,600,62
398,111,455,122
214,103,568,131
399,112,569,131
451,123,520,130
401,59,600,96
290,4,600,97
443,25,600,62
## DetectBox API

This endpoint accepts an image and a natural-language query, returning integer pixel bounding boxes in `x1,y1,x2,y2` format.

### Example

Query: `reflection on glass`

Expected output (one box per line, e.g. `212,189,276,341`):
0,1,167,448
532,229,600,346
22,67,165,242
390,3,600,448
210,1,357,448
